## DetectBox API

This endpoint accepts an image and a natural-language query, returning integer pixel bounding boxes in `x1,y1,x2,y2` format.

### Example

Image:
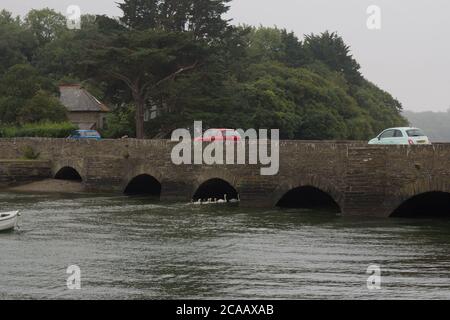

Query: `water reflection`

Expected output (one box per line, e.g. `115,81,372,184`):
0,192,449,299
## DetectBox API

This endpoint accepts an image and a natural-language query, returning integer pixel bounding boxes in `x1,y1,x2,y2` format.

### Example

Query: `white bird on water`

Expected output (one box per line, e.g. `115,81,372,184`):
217,194,227,204
191,194,240,205
229,194,240,203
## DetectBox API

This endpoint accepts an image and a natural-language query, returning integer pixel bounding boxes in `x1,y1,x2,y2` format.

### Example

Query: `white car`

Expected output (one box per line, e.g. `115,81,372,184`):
368,127,431,145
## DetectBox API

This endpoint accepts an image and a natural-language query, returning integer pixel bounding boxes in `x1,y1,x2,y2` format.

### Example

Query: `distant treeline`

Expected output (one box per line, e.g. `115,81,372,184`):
0,0,407,139
403,110,450,142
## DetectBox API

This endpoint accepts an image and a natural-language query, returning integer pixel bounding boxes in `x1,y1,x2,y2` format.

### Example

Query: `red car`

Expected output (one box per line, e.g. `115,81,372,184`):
194,129,242,142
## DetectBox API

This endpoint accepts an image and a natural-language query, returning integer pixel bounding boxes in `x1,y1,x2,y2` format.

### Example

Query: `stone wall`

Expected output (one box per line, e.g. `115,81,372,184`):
0,160,52,187
0,138,449,216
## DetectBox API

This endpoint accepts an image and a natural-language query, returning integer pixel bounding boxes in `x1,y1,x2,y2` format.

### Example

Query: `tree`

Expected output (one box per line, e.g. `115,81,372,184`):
141,25,408,140
25,8,67,45
0,64,64,125
44,11,124,80
0,8,409,141
0,10,37,73
119,0,159,30
304,31,362,84
87,29,204,138
279,30,308,68
353,79,407,133
18,90,67,123
119,0,231,38
0,64,55,98
245,26,286,62
102,104,136,138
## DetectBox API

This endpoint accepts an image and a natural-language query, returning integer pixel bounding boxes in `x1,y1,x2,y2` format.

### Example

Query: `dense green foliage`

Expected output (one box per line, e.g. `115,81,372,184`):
119,0,231,39
0,63,68,124
100,105,136,139
0,122,77,138
0,1,407,140
0,9,68,129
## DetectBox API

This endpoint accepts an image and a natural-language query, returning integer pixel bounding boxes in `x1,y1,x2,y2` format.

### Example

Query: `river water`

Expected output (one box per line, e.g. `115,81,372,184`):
0,191,449,300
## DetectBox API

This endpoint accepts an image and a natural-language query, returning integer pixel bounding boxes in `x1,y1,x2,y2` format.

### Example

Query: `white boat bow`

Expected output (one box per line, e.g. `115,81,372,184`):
0,211,20,231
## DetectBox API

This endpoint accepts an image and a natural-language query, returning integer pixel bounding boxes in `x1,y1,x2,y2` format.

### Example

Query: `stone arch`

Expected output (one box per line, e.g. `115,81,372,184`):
122,166,163,191
191,171,240,198
54,165,83,181
123,174,162,197
391,191,450,218
389,178,450,218
276,186,341,212
272,175,344,211
192,174,239,202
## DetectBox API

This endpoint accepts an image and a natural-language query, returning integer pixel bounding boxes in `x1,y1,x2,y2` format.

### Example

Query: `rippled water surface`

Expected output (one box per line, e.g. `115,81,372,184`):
0,192,449,299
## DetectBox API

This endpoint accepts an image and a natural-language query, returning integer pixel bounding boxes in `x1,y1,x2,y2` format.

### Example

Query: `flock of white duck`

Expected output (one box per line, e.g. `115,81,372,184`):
0,193,240,232
191,194,240,205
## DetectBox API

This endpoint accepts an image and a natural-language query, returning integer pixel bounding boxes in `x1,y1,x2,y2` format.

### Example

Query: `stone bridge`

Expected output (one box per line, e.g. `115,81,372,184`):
1,138,450,218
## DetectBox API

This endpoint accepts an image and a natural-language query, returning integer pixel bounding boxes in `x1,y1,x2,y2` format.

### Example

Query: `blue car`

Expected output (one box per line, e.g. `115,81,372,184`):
68,130,102,141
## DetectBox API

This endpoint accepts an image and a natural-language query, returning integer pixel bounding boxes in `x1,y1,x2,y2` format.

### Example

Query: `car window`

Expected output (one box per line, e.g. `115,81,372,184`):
380,130,395,139
407,129,425,137
394,130,404,137
204,130,221,137
79,131,99,137
224,130,238,137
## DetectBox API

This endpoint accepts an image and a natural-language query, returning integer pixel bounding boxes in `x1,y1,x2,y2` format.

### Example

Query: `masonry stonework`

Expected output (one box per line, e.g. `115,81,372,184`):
0,160,52,187
0,138,449,217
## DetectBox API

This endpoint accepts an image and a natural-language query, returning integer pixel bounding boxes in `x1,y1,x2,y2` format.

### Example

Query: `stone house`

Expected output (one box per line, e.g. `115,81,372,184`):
59,84,110,130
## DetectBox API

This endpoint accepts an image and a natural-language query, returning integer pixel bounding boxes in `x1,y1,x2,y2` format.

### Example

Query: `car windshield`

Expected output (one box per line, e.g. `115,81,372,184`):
406,129,425,137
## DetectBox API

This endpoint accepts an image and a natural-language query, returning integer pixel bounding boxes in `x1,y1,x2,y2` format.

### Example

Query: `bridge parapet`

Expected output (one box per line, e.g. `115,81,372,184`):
0,138,449,217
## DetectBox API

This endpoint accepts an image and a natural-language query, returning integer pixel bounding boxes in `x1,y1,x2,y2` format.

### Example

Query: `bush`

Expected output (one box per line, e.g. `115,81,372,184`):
22,146,40,159
0,122,77,138
101,105,135,138
18,90,68,124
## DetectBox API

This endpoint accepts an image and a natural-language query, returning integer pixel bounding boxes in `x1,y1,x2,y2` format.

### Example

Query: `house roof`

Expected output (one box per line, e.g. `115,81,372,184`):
59,84,110,113
77,122,97,130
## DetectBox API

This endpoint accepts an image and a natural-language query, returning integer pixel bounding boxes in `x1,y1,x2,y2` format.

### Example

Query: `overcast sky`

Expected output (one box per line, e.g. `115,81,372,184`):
2,0,449,112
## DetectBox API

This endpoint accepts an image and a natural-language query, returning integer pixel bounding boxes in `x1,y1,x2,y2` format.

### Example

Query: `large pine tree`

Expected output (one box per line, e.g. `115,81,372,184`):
118,0,231,38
